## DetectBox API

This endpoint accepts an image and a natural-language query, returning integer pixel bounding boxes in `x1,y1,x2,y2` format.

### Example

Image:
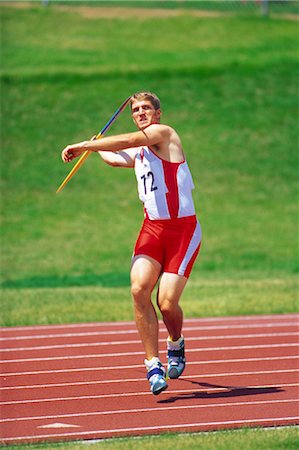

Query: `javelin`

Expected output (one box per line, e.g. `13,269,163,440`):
56,96,131,194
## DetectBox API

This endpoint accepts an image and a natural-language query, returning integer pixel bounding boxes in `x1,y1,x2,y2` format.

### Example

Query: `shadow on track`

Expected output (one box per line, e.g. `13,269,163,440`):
158,380,284,404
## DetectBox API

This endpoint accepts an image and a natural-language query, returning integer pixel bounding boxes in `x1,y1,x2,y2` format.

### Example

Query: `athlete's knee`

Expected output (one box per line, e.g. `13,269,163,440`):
131,281,151,304
158,298,178,316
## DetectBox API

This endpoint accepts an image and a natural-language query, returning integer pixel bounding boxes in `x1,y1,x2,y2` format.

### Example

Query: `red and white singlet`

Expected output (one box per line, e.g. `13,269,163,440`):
134,146,196,220
133,146,202,278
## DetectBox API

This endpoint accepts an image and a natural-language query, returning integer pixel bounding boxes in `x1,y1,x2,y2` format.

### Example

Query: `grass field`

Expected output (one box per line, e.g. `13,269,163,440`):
4,427,299,450
1,1,298,448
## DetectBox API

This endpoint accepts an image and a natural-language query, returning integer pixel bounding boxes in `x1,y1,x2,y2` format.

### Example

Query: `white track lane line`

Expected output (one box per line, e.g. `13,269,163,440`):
1,343,298,364
2,368,299,391
1,383,298,405
1,314,297,332
2,416,299,442
1,372,298,404
1,355,298,378
1,321,298,342
1,367,299,391
2,332,298,353
1,399,298,423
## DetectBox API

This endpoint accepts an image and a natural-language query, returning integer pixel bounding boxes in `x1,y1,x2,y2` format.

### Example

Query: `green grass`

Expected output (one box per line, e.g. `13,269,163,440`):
51,0,299,15
1,4,298,326
1,3,298,447
1,272,298,326
3,427,299,450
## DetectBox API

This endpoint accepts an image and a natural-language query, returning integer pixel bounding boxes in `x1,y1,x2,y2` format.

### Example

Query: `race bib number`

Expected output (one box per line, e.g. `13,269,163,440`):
140,170,158,196
136,159,168,202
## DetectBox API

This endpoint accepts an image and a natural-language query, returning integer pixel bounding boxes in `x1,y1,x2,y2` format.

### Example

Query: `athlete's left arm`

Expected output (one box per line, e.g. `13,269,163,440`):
98,148,137,168
61,125,169,163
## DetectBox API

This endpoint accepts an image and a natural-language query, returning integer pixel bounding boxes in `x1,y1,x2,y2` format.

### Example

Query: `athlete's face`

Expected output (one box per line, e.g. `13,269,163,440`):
131,100,161,130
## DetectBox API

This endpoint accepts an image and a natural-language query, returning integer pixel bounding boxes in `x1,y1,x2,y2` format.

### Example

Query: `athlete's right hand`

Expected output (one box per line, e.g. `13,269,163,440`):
61,141,88,163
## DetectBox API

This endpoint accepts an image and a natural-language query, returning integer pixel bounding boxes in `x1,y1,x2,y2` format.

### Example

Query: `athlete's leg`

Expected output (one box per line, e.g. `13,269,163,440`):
156,272,188,340
130,255,162,360
157,273,188,378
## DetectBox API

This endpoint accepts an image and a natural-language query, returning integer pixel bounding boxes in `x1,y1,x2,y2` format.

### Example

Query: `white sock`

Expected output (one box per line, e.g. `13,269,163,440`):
144,356,160,370
167,335,184,350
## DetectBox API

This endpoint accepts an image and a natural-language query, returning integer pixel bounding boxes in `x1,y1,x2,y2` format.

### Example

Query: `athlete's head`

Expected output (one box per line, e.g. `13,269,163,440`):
130,92,161,111
130,91,161,130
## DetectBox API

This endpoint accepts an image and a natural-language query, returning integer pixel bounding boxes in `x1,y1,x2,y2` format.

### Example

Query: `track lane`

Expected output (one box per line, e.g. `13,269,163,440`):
1,313,296,332
2,369,298,402
1,321,298,349
2,383,298,422
2,330,298,357
1,343,298,375
2,398,298,441
2,356,298,388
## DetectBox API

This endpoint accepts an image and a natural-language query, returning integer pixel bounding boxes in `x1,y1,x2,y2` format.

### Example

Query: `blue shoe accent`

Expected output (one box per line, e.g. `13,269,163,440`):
167,338,186,379
146,362,168,395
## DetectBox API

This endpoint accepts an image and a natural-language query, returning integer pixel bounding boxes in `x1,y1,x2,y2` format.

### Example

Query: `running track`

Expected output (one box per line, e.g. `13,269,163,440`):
1,314,298,444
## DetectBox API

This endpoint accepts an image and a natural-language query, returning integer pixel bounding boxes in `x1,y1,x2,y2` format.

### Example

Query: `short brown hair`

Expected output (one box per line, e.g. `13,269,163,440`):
130,91,161,111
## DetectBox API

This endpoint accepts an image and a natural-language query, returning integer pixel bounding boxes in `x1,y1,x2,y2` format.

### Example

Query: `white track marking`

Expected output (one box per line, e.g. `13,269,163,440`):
1,368,299,391
1,383,297,406
1,321,298,342
1,371,298,404
1,355,298,378
37,422,80,429
0,330,141,341
2,332,298,353
1,399,298,423
2,416,299,442
1,343,298,364
1,314,297,332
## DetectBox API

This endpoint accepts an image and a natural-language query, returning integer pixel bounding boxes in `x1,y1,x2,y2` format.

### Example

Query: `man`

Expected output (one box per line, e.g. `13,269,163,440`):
61,92,202,395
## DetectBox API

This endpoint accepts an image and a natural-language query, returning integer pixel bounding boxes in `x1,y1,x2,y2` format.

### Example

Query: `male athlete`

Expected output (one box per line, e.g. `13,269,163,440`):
61,92,202,395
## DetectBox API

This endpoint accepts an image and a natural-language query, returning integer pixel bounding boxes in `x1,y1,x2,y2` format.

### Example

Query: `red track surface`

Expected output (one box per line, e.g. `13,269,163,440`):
1,314,299,444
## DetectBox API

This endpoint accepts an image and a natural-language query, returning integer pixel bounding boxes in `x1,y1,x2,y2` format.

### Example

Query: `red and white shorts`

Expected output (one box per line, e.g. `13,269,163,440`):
133,215,202,278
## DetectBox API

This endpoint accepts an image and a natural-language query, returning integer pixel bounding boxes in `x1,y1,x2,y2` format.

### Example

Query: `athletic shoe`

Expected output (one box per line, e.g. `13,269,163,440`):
167,336,186,379
145,357,168,395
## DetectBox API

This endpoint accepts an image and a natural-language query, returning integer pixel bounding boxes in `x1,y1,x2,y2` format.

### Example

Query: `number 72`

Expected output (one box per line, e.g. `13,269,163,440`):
141,171,158,195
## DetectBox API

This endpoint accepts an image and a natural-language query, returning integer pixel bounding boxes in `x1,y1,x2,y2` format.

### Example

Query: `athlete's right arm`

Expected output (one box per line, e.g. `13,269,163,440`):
61,125,168,163
98,148,137,168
